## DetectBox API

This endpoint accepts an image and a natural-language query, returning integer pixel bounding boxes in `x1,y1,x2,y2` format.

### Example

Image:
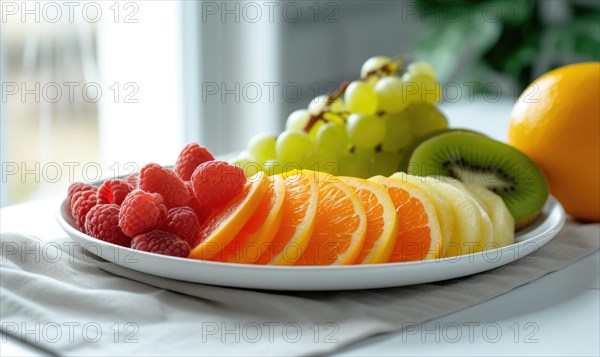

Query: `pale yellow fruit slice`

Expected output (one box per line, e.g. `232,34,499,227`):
433,176,495,254
458,182,515,249
417,177,487,257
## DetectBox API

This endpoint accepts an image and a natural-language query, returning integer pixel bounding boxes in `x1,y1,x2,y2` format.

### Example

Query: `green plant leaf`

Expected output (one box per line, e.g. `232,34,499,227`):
413,7,501,83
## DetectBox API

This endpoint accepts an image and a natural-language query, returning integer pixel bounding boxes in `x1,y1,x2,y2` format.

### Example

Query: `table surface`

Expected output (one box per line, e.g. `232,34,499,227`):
1,99,599,356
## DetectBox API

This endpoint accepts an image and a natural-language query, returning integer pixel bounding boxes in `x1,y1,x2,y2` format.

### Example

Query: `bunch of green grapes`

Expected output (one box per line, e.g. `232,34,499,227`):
231,56,448,178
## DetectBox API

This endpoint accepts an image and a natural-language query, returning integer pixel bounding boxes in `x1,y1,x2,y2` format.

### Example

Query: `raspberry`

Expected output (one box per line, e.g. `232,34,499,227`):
71,189,97,230
159,206,200,246
174,143,215,181
184,181,213,225
191,160,246,211
130,230,190,257
67,182,96,207
124,175,138,188
119,189,168,237
139,163,190,208
97,179,134,206
84,204,130,247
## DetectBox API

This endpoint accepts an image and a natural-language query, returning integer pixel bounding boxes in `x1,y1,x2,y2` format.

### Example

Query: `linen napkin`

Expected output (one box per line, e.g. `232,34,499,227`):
1,222,598,356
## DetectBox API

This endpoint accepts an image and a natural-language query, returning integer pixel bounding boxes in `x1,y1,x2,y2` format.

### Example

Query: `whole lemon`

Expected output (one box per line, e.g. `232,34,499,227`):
508,62,600,222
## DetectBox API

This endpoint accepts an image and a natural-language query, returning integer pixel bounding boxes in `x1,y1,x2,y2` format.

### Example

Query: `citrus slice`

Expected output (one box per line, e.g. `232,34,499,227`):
390,172,454,255
295,172,367,266
339,176,398,264
211,175,286,264
369,176,442,262
188,172,269,260
256,169,318,265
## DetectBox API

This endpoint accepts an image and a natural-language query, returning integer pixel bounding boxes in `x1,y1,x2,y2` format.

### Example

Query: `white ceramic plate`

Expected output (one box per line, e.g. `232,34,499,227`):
56,197,565,291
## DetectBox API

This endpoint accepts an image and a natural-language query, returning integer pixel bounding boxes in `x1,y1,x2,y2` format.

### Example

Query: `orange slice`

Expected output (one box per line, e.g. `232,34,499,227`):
188,172,269,260
295,172,367,266
390,172,453,256
339,176,398,264
211,175,286,264
369,176,442,262
255,169,318,265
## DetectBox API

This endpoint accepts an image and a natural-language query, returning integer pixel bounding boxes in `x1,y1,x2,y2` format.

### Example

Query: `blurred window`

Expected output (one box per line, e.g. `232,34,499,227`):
1,1,184,206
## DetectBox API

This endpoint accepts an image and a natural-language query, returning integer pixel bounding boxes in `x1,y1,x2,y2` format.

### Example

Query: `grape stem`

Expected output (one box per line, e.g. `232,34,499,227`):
302,114,322,134
302,81,350,132
302,54,408,133
361,54,409,80
329,80,350,104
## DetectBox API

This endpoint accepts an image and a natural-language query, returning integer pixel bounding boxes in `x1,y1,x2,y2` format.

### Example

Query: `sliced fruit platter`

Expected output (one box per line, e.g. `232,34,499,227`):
57,55,569,289
61,132,554,264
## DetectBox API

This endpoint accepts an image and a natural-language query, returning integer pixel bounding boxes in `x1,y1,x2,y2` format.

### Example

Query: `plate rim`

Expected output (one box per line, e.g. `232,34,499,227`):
56,196,566,290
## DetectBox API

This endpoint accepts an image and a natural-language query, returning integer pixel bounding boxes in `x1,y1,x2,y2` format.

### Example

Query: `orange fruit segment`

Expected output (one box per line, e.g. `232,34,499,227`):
295,172,367,266
369,176,442,262
339,176,398,264
255,169,318,265
188,172,269,260
211,175,286,264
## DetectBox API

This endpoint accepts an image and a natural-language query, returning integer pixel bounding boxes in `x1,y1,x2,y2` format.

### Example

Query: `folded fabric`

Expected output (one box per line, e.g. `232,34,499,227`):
1,222,598,356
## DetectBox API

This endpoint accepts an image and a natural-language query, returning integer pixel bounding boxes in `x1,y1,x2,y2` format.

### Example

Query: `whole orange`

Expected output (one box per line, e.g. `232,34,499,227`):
508,62,600,222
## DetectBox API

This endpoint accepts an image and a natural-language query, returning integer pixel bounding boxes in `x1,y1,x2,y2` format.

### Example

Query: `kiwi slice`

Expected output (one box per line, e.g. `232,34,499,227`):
407,132,549,229
399,128,484,172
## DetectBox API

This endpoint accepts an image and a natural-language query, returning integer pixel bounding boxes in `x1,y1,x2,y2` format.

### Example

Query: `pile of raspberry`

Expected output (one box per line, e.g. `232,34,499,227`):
68,143,246,258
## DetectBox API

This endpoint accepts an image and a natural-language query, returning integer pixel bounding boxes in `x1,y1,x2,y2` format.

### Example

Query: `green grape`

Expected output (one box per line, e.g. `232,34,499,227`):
347,114,386,149
248,133,277,163
328,97,346,113
286,109,311,131
322,112,345,126
344,81,378,114
303,150,339,174
308,95,328,115
263,160,283,176
275,130,315,164
407,61,436,79
368,152,402,177
401,72,441,104
229,150,253,167
381,112,414,152
316,122,348,155
365,75,379,88
352,146,376,159
360,56,396,79
338,153,369,178
351,146,384,177
406,103,448,137
307,120,324,141
374,77,409,114
229,151,263,177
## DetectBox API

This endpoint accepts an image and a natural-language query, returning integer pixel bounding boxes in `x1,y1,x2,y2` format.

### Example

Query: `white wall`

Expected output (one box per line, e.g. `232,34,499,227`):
1,37,7,206
184,1,422,156
96,1,184,167
184,1,280,156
